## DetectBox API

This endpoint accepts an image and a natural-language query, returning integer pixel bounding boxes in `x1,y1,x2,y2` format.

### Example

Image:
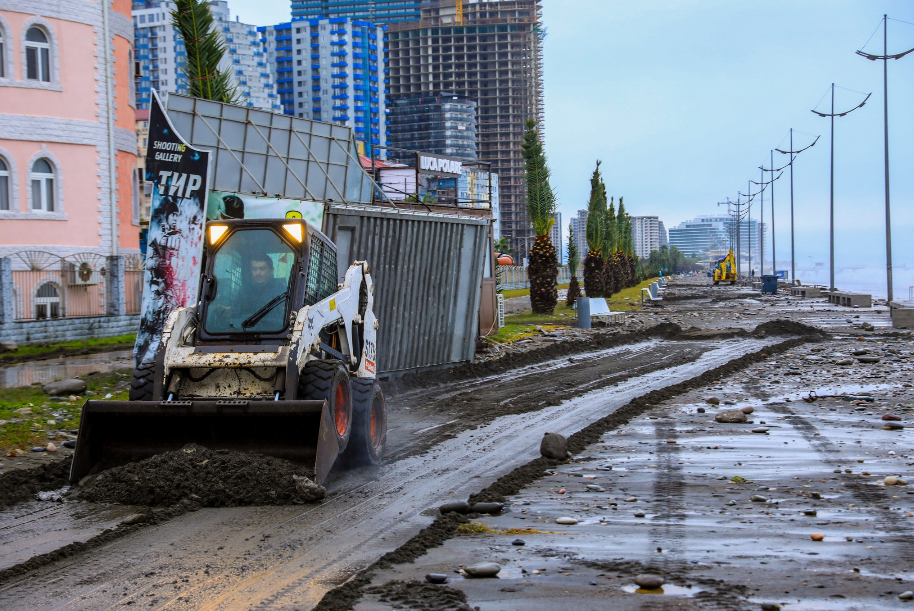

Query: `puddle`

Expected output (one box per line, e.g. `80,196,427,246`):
0,350,133,388
621,584,702,596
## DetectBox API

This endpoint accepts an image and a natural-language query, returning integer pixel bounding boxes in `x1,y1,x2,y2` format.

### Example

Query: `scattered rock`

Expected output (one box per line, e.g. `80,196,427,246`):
856,356,881,364
715,410,748,423
861,322,875,331
883,422,904,430
30,447,46,453
46,442,57,452
633,574,665,589
115,380,130,389
42,379,87,396
751,495,768,502
697,407,706,413
706,397,721,405
585,484,604,492
62,440,77,449
439,501,470,514
752,427,769,434
425,573,448,584
884,476,907,486
741,406,755,414
121,513,148,525
898,591,913,601
882,414,902,421
540,432,568,460
761,604,782,611
464,562,501,578
803,510,817,516
836,359,853,365
634,512,646,518
512,539,525,546
555,517,578,525
292,474,324,500
469,502,504,514
810,533,825,541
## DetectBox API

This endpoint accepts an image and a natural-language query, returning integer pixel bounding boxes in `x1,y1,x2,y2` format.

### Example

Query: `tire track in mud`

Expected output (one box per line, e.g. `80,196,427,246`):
767,403,914,553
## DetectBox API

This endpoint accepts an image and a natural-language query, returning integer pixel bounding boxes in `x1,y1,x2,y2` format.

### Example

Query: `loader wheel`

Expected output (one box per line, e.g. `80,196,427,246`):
299,360,352,451
345,378,386,466
128,360,155,401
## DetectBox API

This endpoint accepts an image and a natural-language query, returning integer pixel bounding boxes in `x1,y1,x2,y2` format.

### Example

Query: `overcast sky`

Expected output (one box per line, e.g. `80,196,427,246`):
229,0,914,293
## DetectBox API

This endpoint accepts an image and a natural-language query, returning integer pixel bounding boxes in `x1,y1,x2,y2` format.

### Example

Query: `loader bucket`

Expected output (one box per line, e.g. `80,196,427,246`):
69,399,340,486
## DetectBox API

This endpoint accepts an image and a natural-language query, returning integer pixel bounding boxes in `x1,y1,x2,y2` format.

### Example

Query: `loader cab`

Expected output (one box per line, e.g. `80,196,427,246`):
197,219,338,342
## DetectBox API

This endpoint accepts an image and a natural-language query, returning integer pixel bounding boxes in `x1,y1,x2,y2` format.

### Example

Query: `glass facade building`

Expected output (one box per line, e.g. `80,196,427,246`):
290,0,421,25
387,92,477,161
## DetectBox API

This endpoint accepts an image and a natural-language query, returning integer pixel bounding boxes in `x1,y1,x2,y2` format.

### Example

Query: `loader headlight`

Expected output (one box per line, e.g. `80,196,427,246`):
282,223,303,243
209,225,229,245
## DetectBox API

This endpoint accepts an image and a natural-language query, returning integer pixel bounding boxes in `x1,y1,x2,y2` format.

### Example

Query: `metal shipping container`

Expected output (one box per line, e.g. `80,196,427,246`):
323,204,489,376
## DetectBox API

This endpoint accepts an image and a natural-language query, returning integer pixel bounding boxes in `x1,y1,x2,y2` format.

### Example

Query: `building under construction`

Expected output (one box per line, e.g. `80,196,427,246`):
386,0,544,259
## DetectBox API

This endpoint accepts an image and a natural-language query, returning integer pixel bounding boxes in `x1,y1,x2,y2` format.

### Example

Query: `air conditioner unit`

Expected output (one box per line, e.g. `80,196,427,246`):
67,261,100,286
496,294,505,329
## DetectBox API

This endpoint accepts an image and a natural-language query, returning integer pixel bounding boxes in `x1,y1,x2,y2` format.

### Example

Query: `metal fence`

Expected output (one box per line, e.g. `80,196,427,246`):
497,265,572,291
323,204,489,376
5,251,144,321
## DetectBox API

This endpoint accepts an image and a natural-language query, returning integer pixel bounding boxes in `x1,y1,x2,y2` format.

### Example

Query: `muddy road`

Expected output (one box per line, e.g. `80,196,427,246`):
0,329,791,610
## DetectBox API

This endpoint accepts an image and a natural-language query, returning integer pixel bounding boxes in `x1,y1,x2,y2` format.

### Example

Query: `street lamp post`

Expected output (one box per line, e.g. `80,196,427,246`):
811,84,870,292
776,131,818,285
856,15,914,302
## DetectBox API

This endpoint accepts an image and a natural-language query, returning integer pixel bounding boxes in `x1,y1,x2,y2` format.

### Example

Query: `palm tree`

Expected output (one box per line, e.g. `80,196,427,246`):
494,236,513,256
171,0,239,103
521,118,558,314
583,161,607,297
566,222,581,306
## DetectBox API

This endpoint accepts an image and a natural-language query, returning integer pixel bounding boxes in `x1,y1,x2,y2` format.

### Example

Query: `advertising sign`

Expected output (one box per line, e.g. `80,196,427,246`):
206,190,324,228
417,153,463,177
134,90,210,371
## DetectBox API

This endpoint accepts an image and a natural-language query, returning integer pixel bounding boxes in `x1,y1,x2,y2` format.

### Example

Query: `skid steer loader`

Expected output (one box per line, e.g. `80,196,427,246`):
70,218,386,485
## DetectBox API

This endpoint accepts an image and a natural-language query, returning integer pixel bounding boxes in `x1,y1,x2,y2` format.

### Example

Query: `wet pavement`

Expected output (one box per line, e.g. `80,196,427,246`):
0,350,133,389
357,333,914,610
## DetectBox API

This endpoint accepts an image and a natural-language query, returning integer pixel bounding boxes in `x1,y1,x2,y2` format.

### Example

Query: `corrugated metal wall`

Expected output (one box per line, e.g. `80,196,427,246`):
323,205,489,375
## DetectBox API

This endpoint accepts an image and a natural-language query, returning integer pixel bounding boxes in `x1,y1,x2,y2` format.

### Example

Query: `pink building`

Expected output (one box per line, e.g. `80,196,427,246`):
0,1,141,327
0,0,138,257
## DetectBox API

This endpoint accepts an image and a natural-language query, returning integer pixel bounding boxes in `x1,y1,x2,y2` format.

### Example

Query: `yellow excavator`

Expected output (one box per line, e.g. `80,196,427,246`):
713,250,737,285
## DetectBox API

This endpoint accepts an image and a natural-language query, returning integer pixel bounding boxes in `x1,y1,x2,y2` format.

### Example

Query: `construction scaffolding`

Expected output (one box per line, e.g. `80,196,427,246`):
387,0,544,260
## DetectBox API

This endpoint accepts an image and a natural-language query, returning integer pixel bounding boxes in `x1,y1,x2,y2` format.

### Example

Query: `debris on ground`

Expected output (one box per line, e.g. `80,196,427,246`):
71,444,324,506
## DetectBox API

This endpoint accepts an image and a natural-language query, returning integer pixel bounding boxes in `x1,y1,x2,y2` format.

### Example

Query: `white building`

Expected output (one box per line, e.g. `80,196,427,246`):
630,215,668,259
668,215,763,271
132,0,275,111
550,212,562,264
569,209,588,259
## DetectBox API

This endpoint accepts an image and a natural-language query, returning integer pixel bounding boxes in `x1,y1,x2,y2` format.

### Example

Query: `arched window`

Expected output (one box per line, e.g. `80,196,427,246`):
0,27,5,79
30,158,55,212
25,27,50,82
0,158,9,211
35,283,60,319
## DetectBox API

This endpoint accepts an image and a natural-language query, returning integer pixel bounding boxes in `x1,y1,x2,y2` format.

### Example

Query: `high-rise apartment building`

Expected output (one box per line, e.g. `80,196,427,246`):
132,1,276,111
569,209,589,259
630,216,667,259
386,0,544,259
291,0,422,24
262,16,389,155
387,92,477,161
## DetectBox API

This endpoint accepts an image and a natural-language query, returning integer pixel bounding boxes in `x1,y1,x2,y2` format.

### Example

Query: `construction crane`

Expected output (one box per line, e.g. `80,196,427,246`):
455,0,463,25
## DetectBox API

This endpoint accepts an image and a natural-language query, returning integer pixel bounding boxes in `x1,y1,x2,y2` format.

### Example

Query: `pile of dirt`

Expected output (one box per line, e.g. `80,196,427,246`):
753,319,824,337
72,444,324,507
0,458,71,509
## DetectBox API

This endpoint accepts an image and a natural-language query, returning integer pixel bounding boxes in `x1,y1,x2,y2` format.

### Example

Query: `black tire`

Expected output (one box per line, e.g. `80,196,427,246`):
128,360,155,401
299,360,352,451
345,378,386,466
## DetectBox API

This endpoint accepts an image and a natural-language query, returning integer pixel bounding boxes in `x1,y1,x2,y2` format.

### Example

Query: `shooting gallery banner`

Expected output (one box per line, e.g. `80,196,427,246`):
206,191,324,227
134,90,210,373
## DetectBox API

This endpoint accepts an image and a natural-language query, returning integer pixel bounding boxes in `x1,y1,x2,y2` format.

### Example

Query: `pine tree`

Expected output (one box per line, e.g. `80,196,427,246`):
566,222,581,306
521,119,558,314
583,161,607,297
171,0,240,104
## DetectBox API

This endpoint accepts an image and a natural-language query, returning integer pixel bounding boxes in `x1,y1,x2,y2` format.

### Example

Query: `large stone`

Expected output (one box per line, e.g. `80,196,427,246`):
540,432,568,459
439,501,470,514
43,379,87,396
0,340,18,353
464,562,501,578
634,574,665,589
469,502,504,514
715,410,748,423
706,397,721,405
